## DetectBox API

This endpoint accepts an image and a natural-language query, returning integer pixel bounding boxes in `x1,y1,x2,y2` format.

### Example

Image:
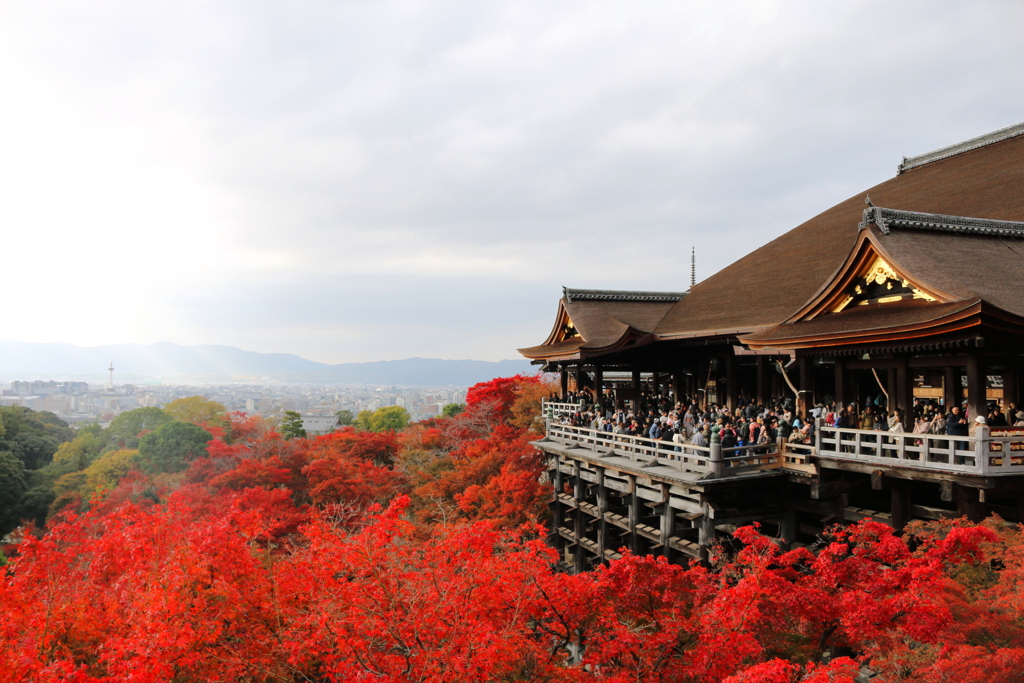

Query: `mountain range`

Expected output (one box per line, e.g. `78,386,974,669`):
0,340,536,386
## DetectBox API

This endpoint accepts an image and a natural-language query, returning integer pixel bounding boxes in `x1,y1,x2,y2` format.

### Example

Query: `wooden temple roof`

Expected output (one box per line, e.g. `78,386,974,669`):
521,123,1024,362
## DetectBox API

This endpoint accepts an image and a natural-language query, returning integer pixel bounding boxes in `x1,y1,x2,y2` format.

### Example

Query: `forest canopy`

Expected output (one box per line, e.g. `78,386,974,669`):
2,377,1024,682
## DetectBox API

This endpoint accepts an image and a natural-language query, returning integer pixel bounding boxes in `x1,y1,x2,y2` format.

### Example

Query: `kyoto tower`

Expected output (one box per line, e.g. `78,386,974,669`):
108,361,115,391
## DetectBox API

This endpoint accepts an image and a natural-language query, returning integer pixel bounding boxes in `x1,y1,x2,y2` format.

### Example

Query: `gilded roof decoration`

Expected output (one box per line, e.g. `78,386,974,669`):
832,255,937,313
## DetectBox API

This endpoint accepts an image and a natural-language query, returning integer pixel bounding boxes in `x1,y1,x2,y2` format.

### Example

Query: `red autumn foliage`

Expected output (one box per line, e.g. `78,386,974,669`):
9,377,1024,681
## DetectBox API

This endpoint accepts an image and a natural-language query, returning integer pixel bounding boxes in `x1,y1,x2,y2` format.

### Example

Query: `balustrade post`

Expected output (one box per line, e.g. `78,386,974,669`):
975,424,989,473
709,442,723,478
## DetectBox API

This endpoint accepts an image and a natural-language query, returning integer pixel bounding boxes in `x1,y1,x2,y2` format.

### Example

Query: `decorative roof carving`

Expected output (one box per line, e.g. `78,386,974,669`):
859,205,1024,237
898,121,1024,174
831,255,936,313
563,287,687,303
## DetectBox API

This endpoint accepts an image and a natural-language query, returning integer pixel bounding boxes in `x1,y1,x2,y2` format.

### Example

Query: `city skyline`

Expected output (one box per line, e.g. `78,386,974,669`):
2,2,1023,363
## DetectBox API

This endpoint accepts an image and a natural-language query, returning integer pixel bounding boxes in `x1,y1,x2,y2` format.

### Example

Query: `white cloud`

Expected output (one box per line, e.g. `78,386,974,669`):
0,0,1022,362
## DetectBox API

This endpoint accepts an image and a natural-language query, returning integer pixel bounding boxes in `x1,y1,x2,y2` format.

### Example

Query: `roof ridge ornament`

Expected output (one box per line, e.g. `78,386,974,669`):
563,287,688,303
860,206,1024,237
898,121,1024,174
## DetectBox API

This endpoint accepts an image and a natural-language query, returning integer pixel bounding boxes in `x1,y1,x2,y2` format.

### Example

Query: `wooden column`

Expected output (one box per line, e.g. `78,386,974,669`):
944,366,958,410
698,497,714,563
886,368,897,412
1003,370,1018,411
627,474,639,554
966,353,987,421
797,354,810,416
552,457,565,553
955,484,986,523
756,356,766,405
560,366,568,399
593,364,604,413
573,461,585,571
726,353,737,411
890,479,912,532
659,483,672,559
895,356,914,417
596,468,608,563
671,373,682,405
632,368,642,412
834,359,846,408
780,504,798,549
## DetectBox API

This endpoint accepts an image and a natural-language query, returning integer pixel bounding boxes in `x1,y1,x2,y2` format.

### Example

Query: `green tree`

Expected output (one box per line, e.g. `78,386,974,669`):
137,421,212,474
0,450,28,537
0,407,74,470
164,396,227,426
441,403,465,418
366,406,410,433
281,411,307,440
52,432,103,470
17,484,55,529
8,432,60,470
106,407,172,450
83,449,139,496
354,410,373,431
335,409,355,426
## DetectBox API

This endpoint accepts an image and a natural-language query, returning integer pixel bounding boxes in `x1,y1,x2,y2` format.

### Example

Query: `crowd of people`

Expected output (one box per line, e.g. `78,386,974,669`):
549,388,1024,453
551,391,817,451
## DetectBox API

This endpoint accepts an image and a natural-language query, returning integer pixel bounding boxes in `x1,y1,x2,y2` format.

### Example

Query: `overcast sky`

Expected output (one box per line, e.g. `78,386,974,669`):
1,1,1022,363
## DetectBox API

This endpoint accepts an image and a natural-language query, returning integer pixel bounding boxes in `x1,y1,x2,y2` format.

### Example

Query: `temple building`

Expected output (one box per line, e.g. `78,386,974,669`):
519,122,1024,571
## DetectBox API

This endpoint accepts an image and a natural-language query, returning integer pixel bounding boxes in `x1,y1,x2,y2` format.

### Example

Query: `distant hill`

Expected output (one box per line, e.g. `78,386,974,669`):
0,340,536,386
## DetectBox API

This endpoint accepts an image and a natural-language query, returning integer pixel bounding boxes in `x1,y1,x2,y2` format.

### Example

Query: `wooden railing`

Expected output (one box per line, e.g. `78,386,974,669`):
816,425,1024,477
543,400,588,420
544,422,807,478
546,423,712,474
544,409,1024,478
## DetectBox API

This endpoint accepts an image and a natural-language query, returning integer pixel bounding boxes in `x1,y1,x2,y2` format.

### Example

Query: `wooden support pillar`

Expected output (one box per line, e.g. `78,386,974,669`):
890,479,912,532
698,498,714,563
632,368,642,412
573,461,585,571
967,353,987,421
1003,370,1018,412
940,479,953,503
560,366,568,399
834,359,846,408
771,368,781,404
552,457,565,552
596,468,608,562
726,353,737,412
955,484,986,523
627,474,639,554
850,369,861,413
886,368,897,413
659,483,672,559
593,364,604,413
944,366,958,410
780,502,798,549
671,373,682,405
797,354,810,416
756,356,766,406
895,356,913,417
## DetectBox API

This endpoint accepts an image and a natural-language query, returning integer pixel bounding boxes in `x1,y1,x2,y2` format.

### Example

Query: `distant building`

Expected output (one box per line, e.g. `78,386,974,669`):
301,415,340,435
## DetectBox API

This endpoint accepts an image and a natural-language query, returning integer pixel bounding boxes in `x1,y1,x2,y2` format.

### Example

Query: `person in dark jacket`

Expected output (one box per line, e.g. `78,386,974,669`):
946,405,969,454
